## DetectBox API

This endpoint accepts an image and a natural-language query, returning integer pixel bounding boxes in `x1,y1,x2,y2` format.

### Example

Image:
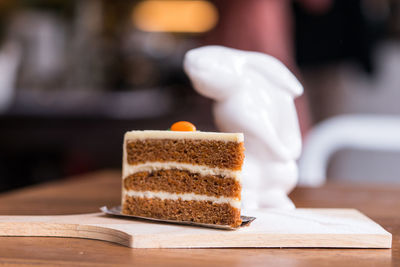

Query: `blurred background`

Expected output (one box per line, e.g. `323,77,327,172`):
0,0,399,192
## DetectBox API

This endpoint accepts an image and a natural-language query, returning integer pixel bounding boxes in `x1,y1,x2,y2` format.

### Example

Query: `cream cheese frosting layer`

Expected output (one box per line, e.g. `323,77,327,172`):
122,162,241,181
124,130,244,143
123,189,241,209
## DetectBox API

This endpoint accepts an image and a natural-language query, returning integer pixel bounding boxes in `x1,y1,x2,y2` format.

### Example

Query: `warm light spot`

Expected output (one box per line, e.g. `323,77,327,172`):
132,0,218,33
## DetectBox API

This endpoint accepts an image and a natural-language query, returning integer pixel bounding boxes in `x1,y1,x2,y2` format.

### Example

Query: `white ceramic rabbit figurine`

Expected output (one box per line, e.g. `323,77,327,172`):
184,45,303,209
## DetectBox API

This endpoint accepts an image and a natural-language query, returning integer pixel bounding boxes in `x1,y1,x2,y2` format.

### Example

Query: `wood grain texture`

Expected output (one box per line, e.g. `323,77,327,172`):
0,209,391,248
0,170,399,266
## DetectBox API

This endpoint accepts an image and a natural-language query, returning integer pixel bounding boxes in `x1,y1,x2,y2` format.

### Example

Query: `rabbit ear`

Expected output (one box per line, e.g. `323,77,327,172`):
244,52,303,97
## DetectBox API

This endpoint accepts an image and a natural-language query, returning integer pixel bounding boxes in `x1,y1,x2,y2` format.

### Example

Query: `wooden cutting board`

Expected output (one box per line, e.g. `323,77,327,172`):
0,208,391,248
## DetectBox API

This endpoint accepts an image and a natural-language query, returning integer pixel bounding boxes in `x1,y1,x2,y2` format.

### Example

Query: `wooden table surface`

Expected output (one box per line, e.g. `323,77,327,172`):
0,170,398,266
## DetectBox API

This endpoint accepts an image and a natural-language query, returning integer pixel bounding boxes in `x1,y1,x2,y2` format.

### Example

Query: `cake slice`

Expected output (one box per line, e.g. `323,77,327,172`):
121,123,245,227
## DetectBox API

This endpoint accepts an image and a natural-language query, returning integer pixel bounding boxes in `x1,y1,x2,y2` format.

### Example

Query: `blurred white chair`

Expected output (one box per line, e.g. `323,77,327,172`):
298,114,400,186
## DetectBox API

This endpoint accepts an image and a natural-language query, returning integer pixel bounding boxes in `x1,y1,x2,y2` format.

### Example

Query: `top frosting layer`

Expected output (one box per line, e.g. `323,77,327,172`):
125,130,244,143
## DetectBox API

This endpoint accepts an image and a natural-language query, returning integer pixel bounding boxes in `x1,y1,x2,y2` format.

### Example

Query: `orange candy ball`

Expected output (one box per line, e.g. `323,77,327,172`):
170,121,196,132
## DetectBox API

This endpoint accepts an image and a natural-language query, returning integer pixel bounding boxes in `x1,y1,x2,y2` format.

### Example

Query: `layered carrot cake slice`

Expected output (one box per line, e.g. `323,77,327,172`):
121,121,245,227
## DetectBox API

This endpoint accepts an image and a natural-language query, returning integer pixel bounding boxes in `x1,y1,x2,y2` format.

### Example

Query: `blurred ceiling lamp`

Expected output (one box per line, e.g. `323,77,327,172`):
133,0,218,33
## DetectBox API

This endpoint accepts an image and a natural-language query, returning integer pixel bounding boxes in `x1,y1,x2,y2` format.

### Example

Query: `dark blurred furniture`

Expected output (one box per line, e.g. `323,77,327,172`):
0,91,215,192
293,0,388,73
